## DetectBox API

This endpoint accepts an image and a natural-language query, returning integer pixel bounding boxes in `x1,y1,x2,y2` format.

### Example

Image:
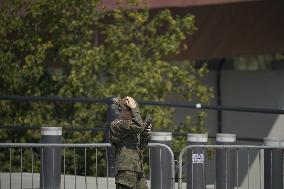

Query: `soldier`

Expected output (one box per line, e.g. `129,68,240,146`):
109,96,152,189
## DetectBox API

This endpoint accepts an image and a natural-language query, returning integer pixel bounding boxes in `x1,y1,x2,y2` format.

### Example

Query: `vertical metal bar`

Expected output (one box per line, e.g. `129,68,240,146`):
258,149,261,189
236,148,239,189
270,149,272,189
178,148,183,189
31,148,34,189
106,148,109,189
41,148,44,189
95,148,98,189
213,149,216,189
202,148,205,189
74,148,76,189
85,148,87,189
149,148,151,188
53,148,55,189
0,151,1,189
247,148,250,189
225,148,227,189
9,148,12,189
171,148,175,189
159,147,162,189
64,148,66,189
20,148,23,189
191,149,193,189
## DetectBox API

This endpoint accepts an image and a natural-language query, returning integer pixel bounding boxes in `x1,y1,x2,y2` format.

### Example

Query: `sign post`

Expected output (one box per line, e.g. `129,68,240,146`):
40,127,62,189
186,133,208,189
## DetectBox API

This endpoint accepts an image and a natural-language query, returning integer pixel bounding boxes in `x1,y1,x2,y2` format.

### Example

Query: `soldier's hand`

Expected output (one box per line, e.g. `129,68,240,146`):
125,96,137,109
145,124,152,133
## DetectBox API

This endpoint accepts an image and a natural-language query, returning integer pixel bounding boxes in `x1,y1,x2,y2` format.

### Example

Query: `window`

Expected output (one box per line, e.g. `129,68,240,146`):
233,55,274,71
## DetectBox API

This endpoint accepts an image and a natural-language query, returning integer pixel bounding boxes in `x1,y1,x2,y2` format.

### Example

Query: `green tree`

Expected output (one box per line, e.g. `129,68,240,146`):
0,0,213,175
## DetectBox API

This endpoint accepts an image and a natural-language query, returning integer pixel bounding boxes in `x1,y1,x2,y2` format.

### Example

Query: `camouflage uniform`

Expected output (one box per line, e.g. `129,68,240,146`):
110,105,149,189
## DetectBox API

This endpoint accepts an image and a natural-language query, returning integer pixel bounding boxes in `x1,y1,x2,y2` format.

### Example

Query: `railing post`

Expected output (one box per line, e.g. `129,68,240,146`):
150,132,172,189
186,133,208,189
40,127,62,189
216,133,236,189
264,138,284,189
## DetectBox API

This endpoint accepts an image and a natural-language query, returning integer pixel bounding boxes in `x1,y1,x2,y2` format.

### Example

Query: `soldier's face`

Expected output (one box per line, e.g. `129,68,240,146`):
120,98,128,107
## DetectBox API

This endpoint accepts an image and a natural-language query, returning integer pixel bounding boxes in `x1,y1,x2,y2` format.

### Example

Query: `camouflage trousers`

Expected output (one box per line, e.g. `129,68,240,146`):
115,171,149,189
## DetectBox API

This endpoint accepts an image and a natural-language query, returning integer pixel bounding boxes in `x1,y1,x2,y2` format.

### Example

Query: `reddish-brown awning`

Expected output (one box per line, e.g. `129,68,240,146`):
142,0,260,8
170,0,284,60
102,0,260,8
103,0,284,60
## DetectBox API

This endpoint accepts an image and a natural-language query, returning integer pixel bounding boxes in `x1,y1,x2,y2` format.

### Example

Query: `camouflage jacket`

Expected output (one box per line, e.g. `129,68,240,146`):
110,107,150,173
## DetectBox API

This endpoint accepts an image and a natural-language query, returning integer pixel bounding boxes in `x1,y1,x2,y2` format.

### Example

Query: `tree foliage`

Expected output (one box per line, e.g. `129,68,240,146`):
0,0,213,175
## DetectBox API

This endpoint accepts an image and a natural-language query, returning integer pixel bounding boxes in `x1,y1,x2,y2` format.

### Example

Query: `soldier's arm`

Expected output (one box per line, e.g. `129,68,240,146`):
125,96,143,127
111,120,145,134
109,121,127,146
131,106,143,127
139,131,150,149
139,122,152,149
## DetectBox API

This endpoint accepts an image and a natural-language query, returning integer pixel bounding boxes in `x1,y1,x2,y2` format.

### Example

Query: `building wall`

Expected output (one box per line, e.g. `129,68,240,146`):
221,70,284,140
173,69,284,187
221,70,284,188
174,69,284,139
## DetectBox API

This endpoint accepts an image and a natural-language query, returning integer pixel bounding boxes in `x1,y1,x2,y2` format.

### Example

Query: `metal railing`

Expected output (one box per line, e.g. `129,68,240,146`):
178,145,284,189
0,143,175,189
4,143,284,189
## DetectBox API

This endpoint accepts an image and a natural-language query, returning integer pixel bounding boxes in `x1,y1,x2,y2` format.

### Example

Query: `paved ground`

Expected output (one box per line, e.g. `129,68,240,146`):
0,172,118,189
0,172,227,189
0,172,143,189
